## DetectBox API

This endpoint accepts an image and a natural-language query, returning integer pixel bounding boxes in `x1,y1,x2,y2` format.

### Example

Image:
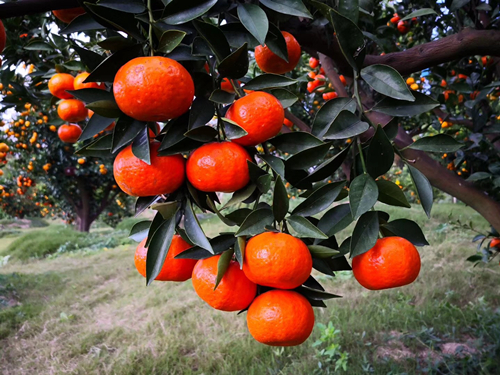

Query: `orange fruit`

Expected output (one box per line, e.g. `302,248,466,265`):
225,92,284,146
57,124,82,143
186,141,251,193
247,290,314,346
243,232,312,289
113,56,194,122
221,78,235,93
57,99,88,122
352,237,421,290
113,141,185,197
52,7,86,23
48,73,75,99
73,72,104,90
255,31,301,74
490,238,500,248
134,235,196,281
192,255,257,311
283,118,293,128
0,21,5,53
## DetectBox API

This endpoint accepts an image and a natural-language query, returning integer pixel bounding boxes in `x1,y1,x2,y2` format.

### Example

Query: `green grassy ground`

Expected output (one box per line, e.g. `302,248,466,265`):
0,203,499,374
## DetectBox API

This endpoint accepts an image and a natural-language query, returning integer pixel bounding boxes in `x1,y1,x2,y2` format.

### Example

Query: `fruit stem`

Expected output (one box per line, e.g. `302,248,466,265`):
230,79,244,98
148,0,154,56
357,137,368,174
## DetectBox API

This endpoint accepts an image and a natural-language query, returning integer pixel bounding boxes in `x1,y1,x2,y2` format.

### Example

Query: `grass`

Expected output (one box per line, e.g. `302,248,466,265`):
0,203,499,374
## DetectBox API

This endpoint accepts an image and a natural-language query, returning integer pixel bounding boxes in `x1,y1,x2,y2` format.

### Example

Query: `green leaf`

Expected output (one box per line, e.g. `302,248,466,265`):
270,89,298,108
293,181,345,217
218,43,249,79
222,184,257,208
349,174,379,219
361,65,415,102
85,4,145,41
146,215,177,285
61,14,105,34
338,0,359,24
132,127,151,165
188,97,215,129
129,220,151,242
98,35,136,51
381,219,429,246
312,98,357,138
24,40,54,51
192,20,231,62
317,204,353,236
373,91,439,117
112,116,145,153
225,208,253,226
234,237,246,269
330,8,366,71
273,176,289,223
376,180,411,208
287,216,328,239
157,30,186,54
324,111,369,140
408,165,433,218
86,44,143,83
366,125,394,178
80,113,115,141
67,88,113,103
243,74,296,91
467,172,492,182
98,0,146,13
265,23,289,62
296,286,341,300
184,126,218,142
221,118,248,139
135,196,159,216
210,90,235,104
235,208,274,237
286,143,332,171
350,211,379,257
184,200,213,253
150,202,179,220
162,0,218,25
72,45,106,72
257,174,273,193
259,0,312,18
408,134,463,153
176,234,236,259
86,100,121,118
215,249,234,289
450,0,470,11
269,132,324,154
308,245,340,259
401,8,438,21
295,146,351,187
258,154,285,179
237,4,269,46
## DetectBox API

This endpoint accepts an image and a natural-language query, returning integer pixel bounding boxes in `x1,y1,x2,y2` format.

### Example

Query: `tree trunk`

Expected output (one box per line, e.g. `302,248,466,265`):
74,177,93,232
75,212,92,232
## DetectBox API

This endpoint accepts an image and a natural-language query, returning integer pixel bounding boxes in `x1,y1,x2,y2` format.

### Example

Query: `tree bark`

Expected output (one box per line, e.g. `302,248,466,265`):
75,177,92,232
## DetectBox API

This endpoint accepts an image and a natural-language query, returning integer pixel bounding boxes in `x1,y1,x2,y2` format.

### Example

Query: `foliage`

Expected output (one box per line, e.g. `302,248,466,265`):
312,322,349,373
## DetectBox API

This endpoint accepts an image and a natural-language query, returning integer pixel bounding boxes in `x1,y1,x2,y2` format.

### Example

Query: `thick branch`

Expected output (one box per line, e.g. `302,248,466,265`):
364,28,500,76
0,0,79,19
285,110,311,132
395,127,500,233
318,53,348,98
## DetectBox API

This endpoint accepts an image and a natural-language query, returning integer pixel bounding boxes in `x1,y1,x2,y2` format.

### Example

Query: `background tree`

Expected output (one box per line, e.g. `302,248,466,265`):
0,12,133,231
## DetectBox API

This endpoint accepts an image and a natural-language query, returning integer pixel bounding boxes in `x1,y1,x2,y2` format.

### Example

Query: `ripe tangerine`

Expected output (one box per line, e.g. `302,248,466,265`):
57,99,88,122
192,255,257,311
255,31,301,74
225,91,284,146
134,235,196,282
186,141,252,193
244,232,312,289
113,141,185,197
113,56,194,122
352,237,421,290
247,290,315,346
57,124,82,143
48,73,74,100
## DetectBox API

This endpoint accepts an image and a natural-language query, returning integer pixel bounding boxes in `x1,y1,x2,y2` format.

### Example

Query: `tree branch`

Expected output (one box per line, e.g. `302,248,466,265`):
284,110,311,132
364,28,500,76
318,53,349,98
0,0,80,19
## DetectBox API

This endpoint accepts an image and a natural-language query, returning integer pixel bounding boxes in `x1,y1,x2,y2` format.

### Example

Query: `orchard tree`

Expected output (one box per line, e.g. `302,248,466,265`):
0,12,133,231
1,0,500,345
